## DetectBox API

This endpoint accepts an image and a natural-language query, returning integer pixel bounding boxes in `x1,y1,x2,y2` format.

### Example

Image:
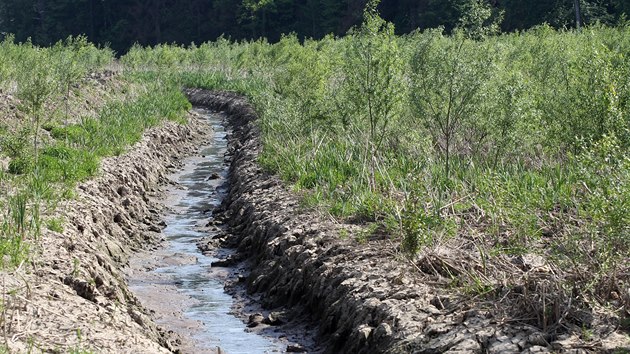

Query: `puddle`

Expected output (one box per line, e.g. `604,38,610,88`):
127,109,286,354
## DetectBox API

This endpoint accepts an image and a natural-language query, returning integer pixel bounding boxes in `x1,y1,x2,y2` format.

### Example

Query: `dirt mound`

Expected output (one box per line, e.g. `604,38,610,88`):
0,110,210,352
185,88,630,354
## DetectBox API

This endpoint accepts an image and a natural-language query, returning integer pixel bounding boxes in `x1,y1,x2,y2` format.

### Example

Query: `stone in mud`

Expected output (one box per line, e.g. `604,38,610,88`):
357,325,373,341
247,313,265,328
527,332,549,347
487,340,521,354
211,255,239,267
445,338,483,353
207,172,220,180
374,322,393,340
262,311,286,326
211,259,230,267
286,344,307,352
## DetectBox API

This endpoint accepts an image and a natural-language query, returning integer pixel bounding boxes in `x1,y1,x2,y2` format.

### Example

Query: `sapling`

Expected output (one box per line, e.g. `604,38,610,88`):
410,30,492,180
16,49,56,166
54,36,89,135
340,0,404,191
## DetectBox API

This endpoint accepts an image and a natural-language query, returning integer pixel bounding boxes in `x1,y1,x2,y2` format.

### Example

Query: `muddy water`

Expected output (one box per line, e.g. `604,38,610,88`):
127,109,285,354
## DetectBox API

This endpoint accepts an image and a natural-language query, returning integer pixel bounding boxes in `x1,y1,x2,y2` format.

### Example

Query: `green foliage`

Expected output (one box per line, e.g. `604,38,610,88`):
39,145,99,183
7,156,34,175
0,193,32,268
340,4,405,148
455,0,504,39
0,38,186,269
46,217,64,233
410,30,493,179
15,47,56,164
575,134,630,261
335,5,405,194
399,197,443,255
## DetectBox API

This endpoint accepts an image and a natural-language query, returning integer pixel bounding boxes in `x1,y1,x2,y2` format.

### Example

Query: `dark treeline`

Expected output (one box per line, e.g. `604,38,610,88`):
0,0,629,53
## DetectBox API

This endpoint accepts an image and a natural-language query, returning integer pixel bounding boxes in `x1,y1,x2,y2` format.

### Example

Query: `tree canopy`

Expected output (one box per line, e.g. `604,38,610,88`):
0,0,628,53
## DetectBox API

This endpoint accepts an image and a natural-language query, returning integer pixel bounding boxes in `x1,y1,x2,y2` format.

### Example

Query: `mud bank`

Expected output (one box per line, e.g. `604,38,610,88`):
1,113,209,352
186,89,630,354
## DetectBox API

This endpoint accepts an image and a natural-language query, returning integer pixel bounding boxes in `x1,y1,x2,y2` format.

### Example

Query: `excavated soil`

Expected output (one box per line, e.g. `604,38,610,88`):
186,88,630,354
0,107,210,352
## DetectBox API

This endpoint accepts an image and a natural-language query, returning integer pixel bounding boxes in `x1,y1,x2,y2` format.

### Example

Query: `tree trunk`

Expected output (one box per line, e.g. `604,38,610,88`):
574,0,582,29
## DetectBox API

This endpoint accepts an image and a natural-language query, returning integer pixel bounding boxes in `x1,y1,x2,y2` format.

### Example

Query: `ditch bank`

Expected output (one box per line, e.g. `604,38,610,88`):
186,89,629,354
185,89,423,353
1,112,209,352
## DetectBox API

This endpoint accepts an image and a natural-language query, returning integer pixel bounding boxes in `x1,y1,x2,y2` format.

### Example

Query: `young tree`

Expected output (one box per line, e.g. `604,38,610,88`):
339,0,405,190
16,48,56,166
54,36,90,132
409,30,492,179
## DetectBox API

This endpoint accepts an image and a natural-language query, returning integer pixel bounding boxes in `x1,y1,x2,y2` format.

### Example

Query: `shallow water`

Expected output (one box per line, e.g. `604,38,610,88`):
128,109,285,354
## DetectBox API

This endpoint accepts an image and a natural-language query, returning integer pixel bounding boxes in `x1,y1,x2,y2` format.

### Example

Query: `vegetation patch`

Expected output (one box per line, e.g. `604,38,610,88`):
121,2,629,349
0,35,192,286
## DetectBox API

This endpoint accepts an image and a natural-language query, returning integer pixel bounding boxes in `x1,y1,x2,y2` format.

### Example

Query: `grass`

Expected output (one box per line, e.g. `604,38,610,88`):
46,217,64,233
117,19,629,341
0,37,192,273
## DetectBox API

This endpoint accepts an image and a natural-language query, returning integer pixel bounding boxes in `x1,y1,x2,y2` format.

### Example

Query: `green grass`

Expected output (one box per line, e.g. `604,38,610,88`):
46,217,64,233
116,19,629,329
0,38,192,272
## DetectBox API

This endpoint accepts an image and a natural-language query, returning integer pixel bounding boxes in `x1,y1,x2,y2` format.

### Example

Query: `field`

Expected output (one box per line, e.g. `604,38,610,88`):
124,16,630,343
0,6,628,351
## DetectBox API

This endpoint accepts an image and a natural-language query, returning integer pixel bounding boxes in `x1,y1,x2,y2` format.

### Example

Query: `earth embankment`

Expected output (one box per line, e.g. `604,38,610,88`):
2,108,209,352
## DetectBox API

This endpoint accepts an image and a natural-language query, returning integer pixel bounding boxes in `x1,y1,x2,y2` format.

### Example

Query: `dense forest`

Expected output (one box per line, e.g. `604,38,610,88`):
0,0,629,53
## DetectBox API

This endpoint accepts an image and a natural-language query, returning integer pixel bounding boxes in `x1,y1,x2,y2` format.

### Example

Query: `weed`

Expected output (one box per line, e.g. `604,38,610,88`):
72,258,80,278
46,217,64,233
